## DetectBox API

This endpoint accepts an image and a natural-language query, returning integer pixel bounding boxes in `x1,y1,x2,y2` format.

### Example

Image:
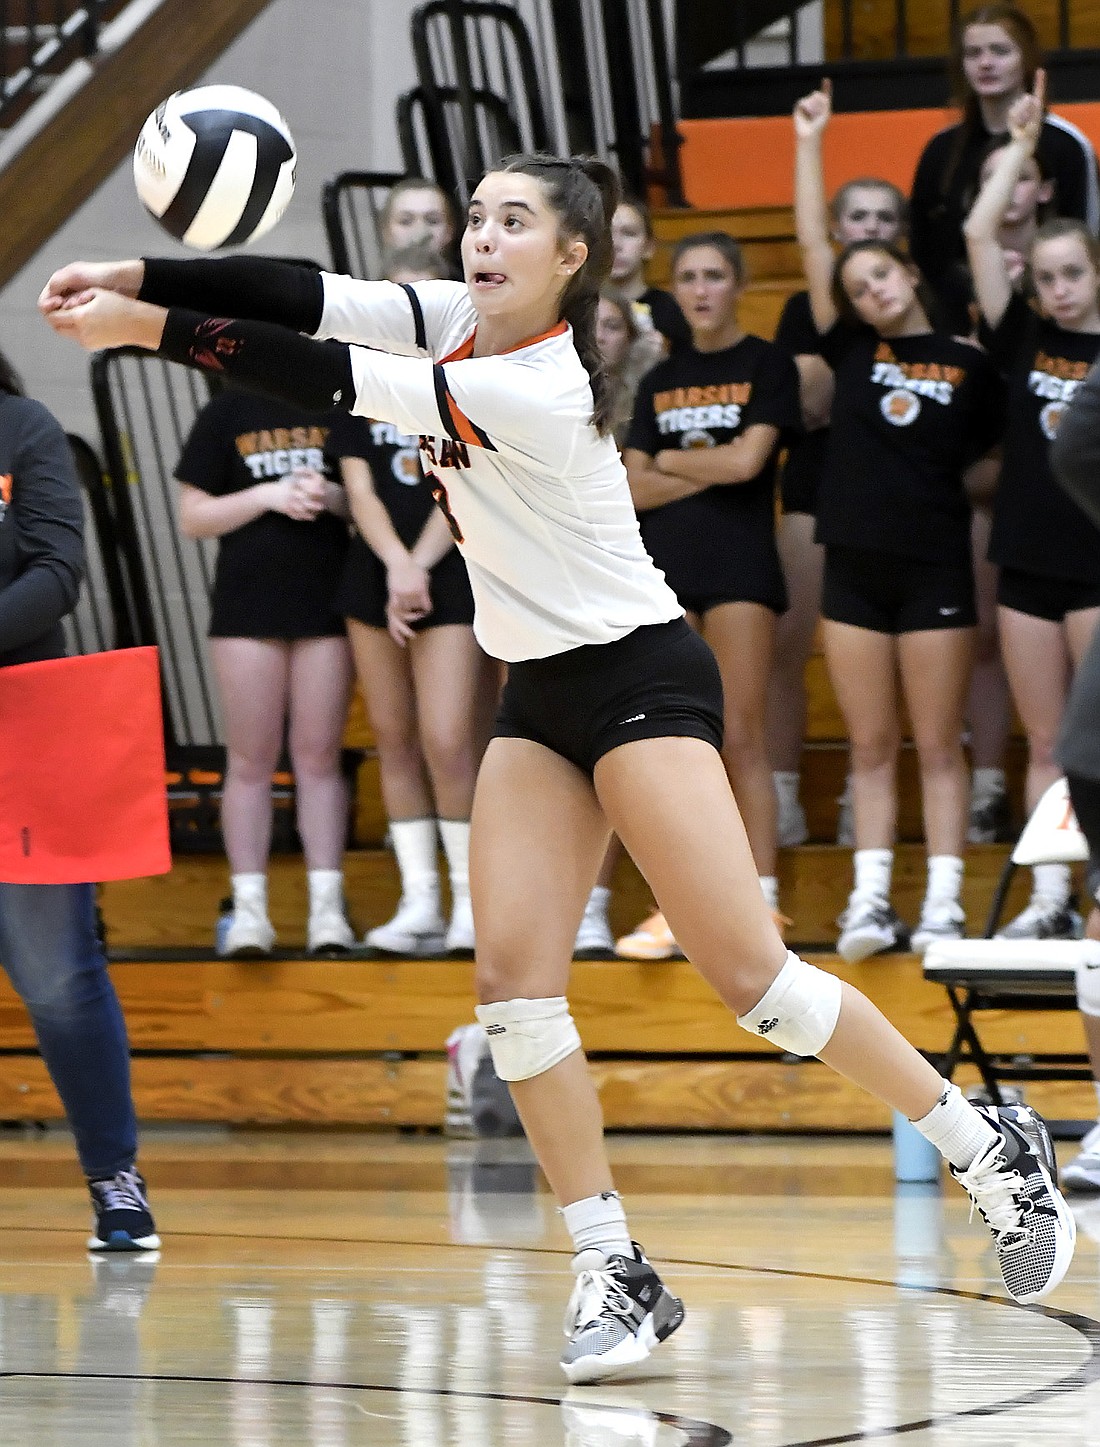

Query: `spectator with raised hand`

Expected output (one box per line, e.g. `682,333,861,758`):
964,68,1100,941
795,80,1004,961
910,3,1098,332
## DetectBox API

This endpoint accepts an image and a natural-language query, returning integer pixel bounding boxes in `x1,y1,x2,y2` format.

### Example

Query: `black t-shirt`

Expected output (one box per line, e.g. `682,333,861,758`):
333,413,431,548
626,336,801,597
981,292,1100,583
815,326,1004,561
637,286,692,353
773,289,831,515
175,390,352,639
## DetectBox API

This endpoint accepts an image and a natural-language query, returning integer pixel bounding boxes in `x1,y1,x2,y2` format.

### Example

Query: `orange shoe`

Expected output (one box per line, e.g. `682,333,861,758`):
614,909,684,960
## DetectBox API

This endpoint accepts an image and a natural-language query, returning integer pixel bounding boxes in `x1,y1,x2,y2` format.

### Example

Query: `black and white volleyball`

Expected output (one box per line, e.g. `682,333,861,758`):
133,85,296,250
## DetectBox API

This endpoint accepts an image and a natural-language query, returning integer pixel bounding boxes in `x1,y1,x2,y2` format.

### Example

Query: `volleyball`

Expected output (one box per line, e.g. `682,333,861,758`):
133,85,296,250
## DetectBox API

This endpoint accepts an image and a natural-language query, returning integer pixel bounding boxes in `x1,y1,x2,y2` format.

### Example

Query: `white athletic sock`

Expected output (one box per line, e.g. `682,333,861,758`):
231,872,267,907
390,818,440,897
925,854,964,905
971,767,1006,802
307,868,344,912
759,875,779,911
1033,862,1071,905
911,1080,999,1170
438,818,471,904
774,771,801,805
561,1190,632,1259
583,885,611,920
853,848,893,901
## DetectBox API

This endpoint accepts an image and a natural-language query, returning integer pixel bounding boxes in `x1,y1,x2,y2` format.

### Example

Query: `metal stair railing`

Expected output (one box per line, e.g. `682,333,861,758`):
0,1,107,125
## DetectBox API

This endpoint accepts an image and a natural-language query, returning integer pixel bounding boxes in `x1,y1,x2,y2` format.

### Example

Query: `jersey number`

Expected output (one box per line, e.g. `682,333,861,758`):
429,474,464,544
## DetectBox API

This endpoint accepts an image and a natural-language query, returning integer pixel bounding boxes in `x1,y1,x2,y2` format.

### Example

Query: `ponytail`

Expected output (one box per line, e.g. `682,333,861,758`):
500,152,622,435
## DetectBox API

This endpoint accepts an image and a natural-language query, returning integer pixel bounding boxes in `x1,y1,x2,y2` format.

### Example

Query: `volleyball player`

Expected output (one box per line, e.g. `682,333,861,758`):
618,231,800,957
41,152,1075,1381
965,72,1100,940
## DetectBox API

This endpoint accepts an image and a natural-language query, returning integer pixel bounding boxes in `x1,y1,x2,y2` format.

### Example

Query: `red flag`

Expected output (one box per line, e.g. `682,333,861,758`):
0,646,171,883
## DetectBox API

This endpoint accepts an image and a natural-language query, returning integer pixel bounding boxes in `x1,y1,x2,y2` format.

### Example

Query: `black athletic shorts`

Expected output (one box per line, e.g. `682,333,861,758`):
678,580,787,618
337,534,475,630
997,566,1100,622
493,616,724,777
822,544,976,634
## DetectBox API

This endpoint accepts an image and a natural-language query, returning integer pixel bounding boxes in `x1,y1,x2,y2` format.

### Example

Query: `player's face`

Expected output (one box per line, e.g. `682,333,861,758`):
1031,234,1100,329
672,245,741,339
834,186,903,245
979,153,1051,225
385,187,454,251
610,204,652,283
961,23,1026,100
596,296,632,368
462,172,587,326
840,249,922,333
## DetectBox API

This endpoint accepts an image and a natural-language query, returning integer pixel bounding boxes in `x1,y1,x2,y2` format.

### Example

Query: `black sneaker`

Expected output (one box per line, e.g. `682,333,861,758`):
836,897,908,963
951,1104,1076,1302
87,1168,161,1252
968,789,1013,845
560,1242,684,1384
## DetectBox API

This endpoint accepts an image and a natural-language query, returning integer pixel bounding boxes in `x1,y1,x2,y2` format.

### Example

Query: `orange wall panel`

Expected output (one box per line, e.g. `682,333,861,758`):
679,102,1100,210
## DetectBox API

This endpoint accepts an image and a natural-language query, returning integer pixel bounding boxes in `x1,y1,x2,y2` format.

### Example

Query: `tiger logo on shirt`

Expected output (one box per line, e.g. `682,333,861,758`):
871,344,963,426
1029,352,1087,440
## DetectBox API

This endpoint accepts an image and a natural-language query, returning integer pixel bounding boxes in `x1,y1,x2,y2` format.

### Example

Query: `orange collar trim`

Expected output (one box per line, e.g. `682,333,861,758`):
439,318,568,365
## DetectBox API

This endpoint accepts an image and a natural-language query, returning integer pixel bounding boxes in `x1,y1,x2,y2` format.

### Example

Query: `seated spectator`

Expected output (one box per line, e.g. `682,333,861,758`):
609,196,691,353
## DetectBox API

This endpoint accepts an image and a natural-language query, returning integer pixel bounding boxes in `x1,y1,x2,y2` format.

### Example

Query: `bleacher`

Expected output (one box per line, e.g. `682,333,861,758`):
3,0,1099,1136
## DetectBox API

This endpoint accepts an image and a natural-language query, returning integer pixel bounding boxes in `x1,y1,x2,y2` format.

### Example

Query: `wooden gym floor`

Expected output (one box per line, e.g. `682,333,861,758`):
1,1127,1100,1444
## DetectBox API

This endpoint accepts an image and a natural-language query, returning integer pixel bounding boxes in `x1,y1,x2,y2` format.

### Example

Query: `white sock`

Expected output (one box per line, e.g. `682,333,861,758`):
561,1190,632,1259
853,848,892,901
583,885,611,920
390,818,440,897
925,854,964,905
774,771,800,806
971,767,1006,801
1033,862,1070,904
231,872,267,908
911,1081,998,1170
307,868,344,913
759,875,779,911
438,818,471,904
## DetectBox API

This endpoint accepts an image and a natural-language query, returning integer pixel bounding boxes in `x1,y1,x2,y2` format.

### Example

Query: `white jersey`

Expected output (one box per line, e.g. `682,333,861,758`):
316,274,682,661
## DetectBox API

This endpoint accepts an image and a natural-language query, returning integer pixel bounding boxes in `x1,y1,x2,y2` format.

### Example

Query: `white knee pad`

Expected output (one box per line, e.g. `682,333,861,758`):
474,996,582,1081
1077,956,1100,1017
737,950,843,1057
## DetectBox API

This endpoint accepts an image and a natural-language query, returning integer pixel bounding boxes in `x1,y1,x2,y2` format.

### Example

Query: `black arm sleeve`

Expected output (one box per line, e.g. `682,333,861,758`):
140,256,324,334
1050,355,1100,530
159,309,355,413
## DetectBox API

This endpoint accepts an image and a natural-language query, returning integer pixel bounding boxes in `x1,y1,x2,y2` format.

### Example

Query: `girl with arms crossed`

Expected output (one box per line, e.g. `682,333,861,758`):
41,152,1073,1382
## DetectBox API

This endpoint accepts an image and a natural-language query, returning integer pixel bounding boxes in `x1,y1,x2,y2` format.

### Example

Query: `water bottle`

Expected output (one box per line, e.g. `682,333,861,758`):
215,896,234,955
892,1109,942,1184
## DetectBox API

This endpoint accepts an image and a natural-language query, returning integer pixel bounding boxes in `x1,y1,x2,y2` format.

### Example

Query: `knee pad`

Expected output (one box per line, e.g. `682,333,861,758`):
1076,954,1100,1018
474,996,582,1081
737,950,843,1057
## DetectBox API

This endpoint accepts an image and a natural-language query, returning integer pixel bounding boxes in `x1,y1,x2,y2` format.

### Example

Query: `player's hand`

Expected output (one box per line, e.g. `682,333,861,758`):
387,557,432,619
38,260,144,316
1007,68,1045,149
794,78,832,140
288,466,327,513
1002,246,1027,283
41,287,165,352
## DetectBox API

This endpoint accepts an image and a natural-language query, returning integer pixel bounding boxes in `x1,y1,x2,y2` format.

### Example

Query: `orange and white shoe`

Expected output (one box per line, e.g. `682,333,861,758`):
614,910,684,961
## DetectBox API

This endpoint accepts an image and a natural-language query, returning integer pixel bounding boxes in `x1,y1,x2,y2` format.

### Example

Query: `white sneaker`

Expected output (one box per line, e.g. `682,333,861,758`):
560,1243,684,1384
836,895,907,962
995,897,1082,941
365,890,447,955
307,903,355,955
1063,1120,1100,1192
445,895,476,954
910,899,965,953
219,900,276,958
574,906,615,958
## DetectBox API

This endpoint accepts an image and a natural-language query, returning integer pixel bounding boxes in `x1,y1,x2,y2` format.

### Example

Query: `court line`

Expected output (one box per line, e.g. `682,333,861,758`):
0,1372,733,1447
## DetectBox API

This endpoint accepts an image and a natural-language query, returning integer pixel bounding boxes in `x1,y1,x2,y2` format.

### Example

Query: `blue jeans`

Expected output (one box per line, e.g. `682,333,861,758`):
0,882,137,1179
